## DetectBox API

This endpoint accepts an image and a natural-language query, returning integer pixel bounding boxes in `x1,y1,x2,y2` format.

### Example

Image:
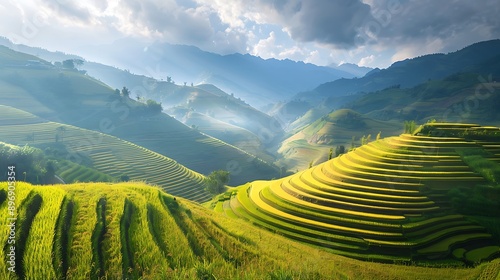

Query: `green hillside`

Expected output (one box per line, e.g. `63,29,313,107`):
80,61,285,147
278,109,402,171
1,181,499,279
0,46,281,185
347,73,500,123
299,39,500,104
217,123,500,265
0,105,211,202
274,40,500,131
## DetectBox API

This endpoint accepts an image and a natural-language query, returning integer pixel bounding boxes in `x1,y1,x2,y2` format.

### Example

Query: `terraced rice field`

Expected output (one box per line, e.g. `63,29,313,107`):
0,105,211,202
216,124,500,263
109,117,281,186
2,182,491,279
0,182,254,279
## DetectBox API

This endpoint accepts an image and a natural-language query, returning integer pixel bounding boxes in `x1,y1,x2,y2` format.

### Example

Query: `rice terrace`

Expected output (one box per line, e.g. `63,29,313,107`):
1,123,500,279
1,3,500,279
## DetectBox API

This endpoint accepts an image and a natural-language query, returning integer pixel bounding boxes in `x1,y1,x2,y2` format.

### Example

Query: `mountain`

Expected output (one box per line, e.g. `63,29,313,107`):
296,39,500,105
268,39,500,129
345,72,500,124
330,62,373,77
0,45,281,185
75,38,356,108
0,37,359,108
79,62,285,150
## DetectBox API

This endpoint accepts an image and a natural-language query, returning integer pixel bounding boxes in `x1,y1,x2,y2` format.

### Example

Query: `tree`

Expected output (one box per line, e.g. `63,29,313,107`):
120,174,130,182
62,59,75,69
166,76,172,83
404,121,417,134
73,59,84,67
45,160,56,179
61,59,84,70
146,99,162,114
376,131,382,141
335,145,345,157
360,135,366,146
328,148,333,160
204,170,230,195
121,87,130,98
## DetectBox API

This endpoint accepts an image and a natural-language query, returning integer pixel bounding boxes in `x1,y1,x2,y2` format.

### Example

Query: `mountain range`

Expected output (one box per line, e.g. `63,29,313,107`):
1,37,500,174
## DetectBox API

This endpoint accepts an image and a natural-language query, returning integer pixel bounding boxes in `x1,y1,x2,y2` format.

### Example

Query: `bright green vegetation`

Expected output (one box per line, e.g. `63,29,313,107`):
217,124,500,265
1,182,498,280
0,105,211,202
203,170,230,196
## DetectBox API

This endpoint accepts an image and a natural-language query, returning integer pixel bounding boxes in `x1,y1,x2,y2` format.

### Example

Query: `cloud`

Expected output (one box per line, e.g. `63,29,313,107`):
40,0,93,24
358,54,375,67
252,31,278,58
197,0,375,48
119,0,212,41
363,0,500,53
1,0,499,68
271,0,374,48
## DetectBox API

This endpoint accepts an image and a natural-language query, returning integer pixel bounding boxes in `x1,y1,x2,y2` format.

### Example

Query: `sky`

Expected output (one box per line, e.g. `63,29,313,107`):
1,0,500,68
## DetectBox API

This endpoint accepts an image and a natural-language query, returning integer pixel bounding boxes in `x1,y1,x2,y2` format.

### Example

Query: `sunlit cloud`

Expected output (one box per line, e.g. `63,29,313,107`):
0,0,499,68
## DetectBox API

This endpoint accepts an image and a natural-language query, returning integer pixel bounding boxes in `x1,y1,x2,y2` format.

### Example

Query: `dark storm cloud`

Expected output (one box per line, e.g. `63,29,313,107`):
251,0,500,50
265,0,374,48
352,0,500,53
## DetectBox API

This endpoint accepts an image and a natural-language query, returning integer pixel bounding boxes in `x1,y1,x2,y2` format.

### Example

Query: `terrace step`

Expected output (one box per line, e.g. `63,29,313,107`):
311,164,423,196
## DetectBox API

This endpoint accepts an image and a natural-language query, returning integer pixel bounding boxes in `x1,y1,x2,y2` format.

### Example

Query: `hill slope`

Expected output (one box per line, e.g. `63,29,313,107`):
278,109,402,171
0,105,211,202
77,61,286,149
346,72,500,124
217,123,500,264
1,181,498,279
0,45,281,185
